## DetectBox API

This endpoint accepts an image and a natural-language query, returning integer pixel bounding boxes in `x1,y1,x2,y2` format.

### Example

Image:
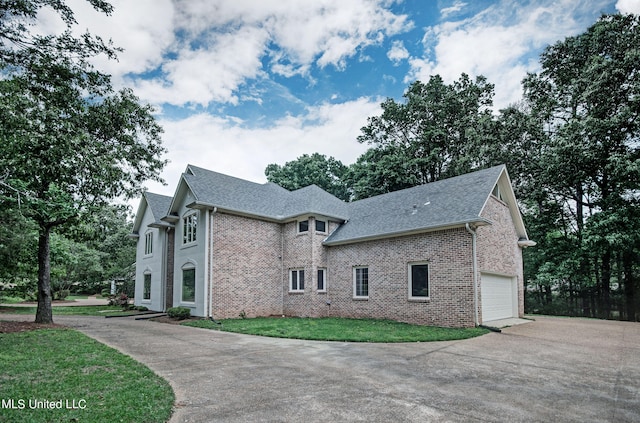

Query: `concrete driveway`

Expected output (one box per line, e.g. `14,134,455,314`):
9,314,640,422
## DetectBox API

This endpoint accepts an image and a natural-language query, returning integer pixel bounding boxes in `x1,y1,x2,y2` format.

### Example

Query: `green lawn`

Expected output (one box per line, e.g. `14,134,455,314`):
0,305,122,315
184,317,489,342
0,328,174,423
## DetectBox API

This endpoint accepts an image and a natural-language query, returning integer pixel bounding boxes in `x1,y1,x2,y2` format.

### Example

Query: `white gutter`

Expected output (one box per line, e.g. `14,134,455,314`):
465,223,479,326
204,207,217,319
281,223,285,316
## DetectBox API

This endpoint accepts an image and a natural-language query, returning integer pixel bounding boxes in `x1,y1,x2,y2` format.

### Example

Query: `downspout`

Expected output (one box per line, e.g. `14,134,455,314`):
465,223,479,326
204,207,217,319
281,223,285,316
204,209,210,319
160,228,167,311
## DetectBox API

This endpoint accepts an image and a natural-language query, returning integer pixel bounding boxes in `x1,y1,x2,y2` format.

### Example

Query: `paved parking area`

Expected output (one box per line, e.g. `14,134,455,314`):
4,314,640,422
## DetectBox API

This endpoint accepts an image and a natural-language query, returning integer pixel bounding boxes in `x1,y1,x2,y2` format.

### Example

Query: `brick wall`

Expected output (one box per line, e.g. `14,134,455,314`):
477,195,525,318
207,203,523,328
210,212,283,319
282,217,337,317
321,229,475,327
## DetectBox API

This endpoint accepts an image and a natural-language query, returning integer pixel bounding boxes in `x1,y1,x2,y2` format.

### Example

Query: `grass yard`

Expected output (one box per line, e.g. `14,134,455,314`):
183,317,489,342
0,305,122,315
0,328,174,423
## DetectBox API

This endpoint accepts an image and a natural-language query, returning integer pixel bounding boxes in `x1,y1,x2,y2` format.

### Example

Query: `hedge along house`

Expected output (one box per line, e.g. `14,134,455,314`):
131,164,534,327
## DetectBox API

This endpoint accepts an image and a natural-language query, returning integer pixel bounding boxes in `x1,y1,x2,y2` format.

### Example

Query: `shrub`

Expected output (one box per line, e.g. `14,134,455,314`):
108,293,132,310
101,288,111,297
55,290,70,300
135,306,149,311
167,307,191,320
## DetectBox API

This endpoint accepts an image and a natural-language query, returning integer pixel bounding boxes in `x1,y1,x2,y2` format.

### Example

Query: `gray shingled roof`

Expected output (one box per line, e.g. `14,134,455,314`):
144,192,173,225
323,165,505,245
168,164,509,244
282,184,349,220
183,165,292,219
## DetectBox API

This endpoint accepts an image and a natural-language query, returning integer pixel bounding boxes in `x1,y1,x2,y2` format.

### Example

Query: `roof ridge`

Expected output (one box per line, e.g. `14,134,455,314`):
350,164,505,205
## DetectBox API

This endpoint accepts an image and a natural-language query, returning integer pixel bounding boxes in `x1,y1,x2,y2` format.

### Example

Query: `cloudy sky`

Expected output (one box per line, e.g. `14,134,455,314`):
43,0,640,200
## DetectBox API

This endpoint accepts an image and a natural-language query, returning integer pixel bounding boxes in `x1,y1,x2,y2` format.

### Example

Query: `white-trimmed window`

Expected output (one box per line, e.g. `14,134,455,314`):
317,268,326,292
298,219,309,233
290,269,305,292
353,267,369,299
408,262,430,300
315,219,326,233
183,213,197,244
144,231,153,255
182,265,196,303
143,273,151,300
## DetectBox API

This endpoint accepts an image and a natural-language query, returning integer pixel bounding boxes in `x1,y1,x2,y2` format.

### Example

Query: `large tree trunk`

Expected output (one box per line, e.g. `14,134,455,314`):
35,225,53,324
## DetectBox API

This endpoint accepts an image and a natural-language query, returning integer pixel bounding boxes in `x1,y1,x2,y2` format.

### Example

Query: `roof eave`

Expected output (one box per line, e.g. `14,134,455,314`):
187,201,349,223
149,221,174,229
322,218,491,246
518,239,537,248
188,201,284,223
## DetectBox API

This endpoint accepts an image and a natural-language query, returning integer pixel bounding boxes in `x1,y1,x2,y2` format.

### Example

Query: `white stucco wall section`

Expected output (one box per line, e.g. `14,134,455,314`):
172,189,206,317
134,202,165,312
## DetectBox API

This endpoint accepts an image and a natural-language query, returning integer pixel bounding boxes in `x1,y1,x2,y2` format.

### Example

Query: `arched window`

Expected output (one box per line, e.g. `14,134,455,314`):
181,263,196,303
144,231,153,255
182,212,198,244
143,271,151,300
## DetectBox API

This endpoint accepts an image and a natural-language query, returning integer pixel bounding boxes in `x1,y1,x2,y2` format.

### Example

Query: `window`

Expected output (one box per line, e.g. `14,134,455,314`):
298,220,309,233
315,219,326,233
290,269,305,292
409,262,429,299
317,268,326,292
144,232,153,255
182,267,195,302
183,213,197,244
143,273,151,300
353,267,368,298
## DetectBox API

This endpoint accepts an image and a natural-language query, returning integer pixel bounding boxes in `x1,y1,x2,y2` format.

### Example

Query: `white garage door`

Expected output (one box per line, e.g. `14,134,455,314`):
481,273,516,322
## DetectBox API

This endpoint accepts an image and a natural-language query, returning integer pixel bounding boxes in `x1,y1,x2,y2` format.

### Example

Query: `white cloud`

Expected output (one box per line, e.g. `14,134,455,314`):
407,0,612,109
616,0,640,14
143,98,381,197
59,0,176,84
62,0,411,107
387,40,410,65
441,1,467,18
132,25,270,106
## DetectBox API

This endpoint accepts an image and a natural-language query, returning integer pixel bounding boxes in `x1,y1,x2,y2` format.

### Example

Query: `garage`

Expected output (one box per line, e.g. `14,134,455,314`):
481,273,516,322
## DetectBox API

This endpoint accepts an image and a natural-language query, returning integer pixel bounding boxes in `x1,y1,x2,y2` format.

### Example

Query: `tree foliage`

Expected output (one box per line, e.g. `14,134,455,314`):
265,153,350,201
265,14,640,321
520,13,640,319
0,0,166,323
350,74,497,199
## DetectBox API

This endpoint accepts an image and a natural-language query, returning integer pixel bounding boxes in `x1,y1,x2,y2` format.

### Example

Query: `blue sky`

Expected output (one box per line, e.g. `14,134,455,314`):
41,0,639,200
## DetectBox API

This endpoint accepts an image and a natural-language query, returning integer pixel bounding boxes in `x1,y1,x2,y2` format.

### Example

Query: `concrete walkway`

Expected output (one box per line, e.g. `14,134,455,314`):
2,314,639,422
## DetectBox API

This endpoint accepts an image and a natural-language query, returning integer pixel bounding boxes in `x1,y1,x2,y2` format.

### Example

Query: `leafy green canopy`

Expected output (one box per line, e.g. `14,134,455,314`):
349,74,497,200
0,0,166,323
265,153,350,201
518,13,640,319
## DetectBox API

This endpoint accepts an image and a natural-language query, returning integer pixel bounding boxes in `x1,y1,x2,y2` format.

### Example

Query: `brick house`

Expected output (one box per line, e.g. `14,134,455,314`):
131,164,534,327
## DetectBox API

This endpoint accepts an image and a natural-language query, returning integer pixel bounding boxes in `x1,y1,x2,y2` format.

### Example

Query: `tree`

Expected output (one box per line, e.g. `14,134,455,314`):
0,1,166,323
265,153,350,201
351,74,497,199
521,14,640,320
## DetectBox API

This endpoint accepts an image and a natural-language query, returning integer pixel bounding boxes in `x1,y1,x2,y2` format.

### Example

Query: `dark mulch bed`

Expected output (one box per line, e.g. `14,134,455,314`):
0,320,65,333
